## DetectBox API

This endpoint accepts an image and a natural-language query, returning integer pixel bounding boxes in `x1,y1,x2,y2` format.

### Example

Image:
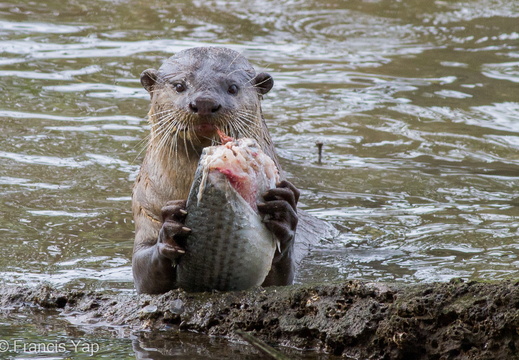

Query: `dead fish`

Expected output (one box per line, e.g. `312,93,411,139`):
176,138,280,292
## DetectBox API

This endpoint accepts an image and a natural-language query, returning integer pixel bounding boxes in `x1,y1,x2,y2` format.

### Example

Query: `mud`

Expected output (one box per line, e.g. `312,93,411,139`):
0,279,517,359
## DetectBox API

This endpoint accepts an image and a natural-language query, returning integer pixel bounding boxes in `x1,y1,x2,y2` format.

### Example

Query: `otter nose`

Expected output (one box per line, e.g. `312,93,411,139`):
189,97,221,116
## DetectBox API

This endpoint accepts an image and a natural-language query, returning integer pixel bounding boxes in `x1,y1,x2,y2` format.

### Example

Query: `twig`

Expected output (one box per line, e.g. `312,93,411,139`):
316,141,323,164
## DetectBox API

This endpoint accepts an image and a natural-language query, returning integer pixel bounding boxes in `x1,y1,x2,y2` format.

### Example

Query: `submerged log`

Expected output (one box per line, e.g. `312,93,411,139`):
0,279,517,359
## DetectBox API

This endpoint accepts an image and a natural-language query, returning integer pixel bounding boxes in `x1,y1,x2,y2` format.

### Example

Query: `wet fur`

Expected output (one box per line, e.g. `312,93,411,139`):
132,47,294,294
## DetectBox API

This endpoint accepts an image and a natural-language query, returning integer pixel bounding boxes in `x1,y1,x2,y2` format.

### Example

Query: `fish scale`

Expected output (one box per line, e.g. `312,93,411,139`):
176,139,278,292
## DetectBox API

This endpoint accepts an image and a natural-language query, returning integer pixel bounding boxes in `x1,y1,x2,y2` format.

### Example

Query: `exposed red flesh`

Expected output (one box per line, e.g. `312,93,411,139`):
216,167,257,209
216,128,234,144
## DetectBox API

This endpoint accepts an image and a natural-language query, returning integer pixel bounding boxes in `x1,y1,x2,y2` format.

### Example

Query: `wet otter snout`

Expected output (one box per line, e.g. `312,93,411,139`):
140,47,275,151
188,95,222,137
189,96,222,116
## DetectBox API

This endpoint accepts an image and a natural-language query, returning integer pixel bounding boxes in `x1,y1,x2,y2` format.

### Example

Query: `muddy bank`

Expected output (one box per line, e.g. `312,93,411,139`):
1,280,517,359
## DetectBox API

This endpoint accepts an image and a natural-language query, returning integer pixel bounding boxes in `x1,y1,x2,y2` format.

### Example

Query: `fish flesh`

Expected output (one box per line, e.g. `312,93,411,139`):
176,138,280,292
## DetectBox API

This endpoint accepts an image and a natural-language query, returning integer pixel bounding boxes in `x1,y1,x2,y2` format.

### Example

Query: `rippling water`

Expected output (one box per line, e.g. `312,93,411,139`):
0,0,518,357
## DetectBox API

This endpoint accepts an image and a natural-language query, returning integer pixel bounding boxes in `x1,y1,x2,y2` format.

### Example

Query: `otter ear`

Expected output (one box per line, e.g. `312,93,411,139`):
253,72,274,95
140,69,158,93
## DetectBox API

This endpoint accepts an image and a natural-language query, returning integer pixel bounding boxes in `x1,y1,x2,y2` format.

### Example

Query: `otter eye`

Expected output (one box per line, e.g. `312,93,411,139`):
228,84,239,95
173,83,186,93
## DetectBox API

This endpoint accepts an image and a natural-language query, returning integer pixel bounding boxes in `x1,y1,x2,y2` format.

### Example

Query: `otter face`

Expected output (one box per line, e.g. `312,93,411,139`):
140,47,273,149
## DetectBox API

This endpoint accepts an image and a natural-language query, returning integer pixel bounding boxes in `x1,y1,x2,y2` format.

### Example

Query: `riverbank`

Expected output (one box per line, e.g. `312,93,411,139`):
2,280,517,359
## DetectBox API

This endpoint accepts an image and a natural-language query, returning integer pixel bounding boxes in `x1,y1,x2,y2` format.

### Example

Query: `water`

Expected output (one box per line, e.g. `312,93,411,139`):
0,0,518,357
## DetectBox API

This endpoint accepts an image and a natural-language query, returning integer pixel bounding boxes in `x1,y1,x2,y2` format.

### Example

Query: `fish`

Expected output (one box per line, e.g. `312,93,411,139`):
176,137,280,292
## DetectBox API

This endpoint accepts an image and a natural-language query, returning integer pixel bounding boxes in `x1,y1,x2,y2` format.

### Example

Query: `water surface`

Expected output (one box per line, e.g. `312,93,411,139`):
0,0,518,358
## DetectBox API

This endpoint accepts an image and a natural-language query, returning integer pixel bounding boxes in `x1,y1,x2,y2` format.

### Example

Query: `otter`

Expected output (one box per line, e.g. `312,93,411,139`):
132,47,301,294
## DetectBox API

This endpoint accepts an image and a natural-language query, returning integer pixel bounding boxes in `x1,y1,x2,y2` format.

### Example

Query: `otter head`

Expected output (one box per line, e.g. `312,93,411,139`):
140,47,274,152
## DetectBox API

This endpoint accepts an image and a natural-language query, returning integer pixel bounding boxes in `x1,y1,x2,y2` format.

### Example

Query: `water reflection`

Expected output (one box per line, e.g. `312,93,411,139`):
132,332,338,360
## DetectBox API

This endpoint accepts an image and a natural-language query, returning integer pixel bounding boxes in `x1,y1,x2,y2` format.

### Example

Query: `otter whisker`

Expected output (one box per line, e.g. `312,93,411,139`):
148,108,177,118
150,114,173,134
234,110,265,136
152,113,182,157
153,123,172,157
162,116,183,163
239,113,271,145
235,107,259,118
183,125,190,159
151,107,208,162
172,125,183,163
151,118,176,147
226,68,247,78
131,111,181,164
162,121,182,160
226,52,243,71
235,111,261,127
216,117,240,140
170,126,180,156
231,120,255,141
149,115,173,137
188,119,203,154
132,131,155,165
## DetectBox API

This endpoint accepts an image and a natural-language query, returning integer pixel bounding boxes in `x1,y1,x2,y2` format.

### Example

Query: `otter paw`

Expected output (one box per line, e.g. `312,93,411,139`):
161,200,188,222
158,200,190,261
258,180,299,259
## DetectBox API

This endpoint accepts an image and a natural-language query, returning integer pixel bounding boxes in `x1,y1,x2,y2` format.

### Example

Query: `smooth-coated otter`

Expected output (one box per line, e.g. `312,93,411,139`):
132,47,300,294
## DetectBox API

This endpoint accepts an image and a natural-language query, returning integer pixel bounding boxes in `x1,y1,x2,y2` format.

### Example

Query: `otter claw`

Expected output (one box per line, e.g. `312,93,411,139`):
181,227,191,233
179,209,188,215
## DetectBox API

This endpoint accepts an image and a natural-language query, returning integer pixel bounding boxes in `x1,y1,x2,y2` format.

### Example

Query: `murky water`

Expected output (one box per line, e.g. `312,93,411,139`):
0,0,518,357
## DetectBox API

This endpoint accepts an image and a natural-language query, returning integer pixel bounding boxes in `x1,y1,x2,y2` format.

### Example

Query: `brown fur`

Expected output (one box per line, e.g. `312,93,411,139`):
132,47,294,294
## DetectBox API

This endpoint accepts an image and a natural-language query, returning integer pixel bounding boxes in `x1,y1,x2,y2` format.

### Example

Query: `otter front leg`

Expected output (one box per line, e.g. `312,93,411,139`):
132,200,190,294
158,200,191,260
258,180,300,286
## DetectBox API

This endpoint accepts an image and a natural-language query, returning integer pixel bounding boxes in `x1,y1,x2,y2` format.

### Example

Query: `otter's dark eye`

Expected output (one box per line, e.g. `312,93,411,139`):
173,83,186,93
228,84,239,95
